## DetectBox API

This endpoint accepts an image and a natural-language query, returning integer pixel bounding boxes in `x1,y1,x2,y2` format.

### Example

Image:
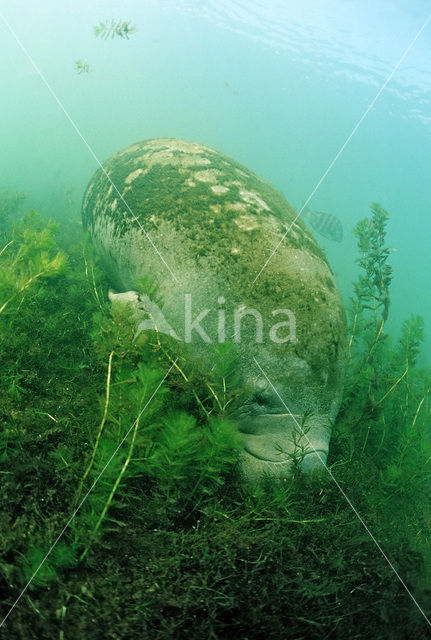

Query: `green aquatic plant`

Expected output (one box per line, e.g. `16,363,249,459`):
342,204,393,420
204,342,243,414
0,211,66,317
340,204,429,458
73,357,169,559
72,299,242,557
0,216,108,595
21,541,76,589
1,205,431,639
334,204,430,568
348,202,392,356
93,19,138,40
0,189,25,237
74,59,92,74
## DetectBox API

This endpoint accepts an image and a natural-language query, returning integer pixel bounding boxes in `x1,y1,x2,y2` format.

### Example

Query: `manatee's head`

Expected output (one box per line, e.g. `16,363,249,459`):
234,351,341,482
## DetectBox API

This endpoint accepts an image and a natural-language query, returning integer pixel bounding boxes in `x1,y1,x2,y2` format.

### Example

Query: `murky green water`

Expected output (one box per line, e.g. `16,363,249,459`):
1,3,431,638
1,0,430,361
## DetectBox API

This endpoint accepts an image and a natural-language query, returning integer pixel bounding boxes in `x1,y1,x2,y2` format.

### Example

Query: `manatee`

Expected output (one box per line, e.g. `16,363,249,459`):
82,138,347,481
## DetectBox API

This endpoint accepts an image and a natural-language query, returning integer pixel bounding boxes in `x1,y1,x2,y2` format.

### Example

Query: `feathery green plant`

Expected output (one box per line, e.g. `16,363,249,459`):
341,204,428,454
0,189,26,237
348,203,392,357
68,285,243,558
2,205,431,639
94,19,138,40
21,542,76,589
335,203,430,549
0,211,66,317
74,59,92,74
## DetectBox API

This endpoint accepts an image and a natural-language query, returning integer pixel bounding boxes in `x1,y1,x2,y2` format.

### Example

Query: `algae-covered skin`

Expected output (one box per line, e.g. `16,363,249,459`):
82,138,347,480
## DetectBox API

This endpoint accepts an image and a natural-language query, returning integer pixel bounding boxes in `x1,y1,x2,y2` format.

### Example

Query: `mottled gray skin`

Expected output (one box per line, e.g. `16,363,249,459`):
82,138,347,480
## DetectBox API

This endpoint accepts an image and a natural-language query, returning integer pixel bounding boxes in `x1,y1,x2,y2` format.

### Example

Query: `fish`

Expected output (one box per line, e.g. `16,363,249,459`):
303,207,343,242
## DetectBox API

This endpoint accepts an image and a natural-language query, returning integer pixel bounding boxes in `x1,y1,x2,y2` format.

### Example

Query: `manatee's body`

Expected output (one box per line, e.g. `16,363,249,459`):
82,138,347,480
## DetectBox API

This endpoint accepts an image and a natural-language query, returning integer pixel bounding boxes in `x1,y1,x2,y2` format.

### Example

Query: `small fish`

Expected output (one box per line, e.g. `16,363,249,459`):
303,207,343,242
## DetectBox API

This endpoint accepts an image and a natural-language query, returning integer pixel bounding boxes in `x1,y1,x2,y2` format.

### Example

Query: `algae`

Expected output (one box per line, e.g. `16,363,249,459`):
82,139,326,263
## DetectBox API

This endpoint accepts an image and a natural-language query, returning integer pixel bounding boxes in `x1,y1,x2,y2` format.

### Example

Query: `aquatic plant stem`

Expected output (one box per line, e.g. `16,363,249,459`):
75,351,114,503
154,332,210,417
0,239,13,257
83,249,104,312
375,360,409,407
206,382,224,412
370,317,385,356
360,398,373,455
0,269,46,315
412,388,431,428
348,304,360,356
349,315,387,400
79,405,141,561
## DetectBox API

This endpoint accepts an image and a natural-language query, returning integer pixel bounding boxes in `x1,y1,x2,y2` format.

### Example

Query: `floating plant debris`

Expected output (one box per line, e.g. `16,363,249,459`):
74,59,92,74
93,19,138,40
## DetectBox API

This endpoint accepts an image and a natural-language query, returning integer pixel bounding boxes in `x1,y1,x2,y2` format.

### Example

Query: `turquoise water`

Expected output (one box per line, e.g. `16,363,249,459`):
1,0,430,362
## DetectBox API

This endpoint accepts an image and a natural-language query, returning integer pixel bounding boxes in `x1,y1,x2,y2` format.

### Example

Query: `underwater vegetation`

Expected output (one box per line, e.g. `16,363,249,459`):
73,20,138,78
74,60,92,74
93,19,138,40
0,194,430,639
0,190,25,237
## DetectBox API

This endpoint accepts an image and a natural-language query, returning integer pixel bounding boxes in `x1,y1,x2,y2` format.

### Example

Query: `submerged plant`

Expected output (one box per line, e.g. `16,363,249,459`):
21,542,76,589
0,211,66,317
93,19,138,40
335,203,430,521
73,357,169,559
2,204,431,639
71,298,243,557
0,189,26,237
74,59,92,74
348,203,393,355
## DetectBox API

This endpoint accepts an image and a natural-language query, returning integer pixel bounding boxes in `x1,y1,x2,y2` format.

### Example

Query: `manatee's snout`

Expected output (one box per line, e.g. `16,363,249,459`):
236,384,330,480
